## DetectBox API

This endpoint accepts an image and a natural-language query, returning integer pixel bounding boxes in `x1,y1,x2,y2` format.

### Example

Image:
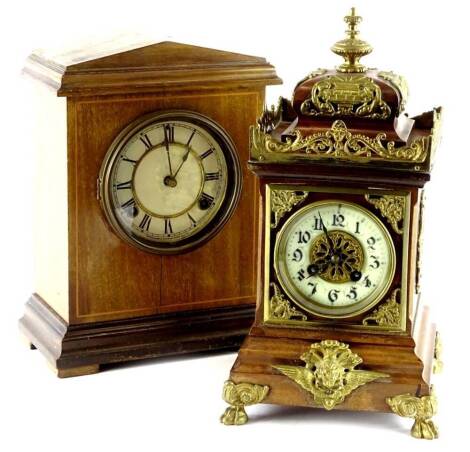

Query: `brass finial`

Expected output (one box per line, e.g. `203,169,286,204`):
331,7,373,73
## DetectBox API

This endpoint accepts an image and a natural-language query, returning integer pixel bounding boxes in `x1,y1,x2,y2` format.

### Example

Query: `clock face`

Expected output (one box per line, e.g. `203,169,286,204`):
274,200,396,318
100,111,242,253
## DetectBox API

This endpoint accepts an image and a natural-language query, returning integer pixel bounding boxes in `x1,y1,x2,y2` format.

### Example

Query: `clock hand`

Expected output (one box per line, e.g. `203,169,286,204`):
173,145,191,178
350,270,362,282
163,125,174,177
318,212,335,252
307,260,330,278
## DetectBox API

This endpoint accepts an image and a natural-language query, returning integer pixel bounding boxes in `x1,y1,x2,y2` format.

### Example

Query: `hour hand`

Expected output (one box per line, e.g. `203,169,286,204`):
307,261,329,278
350,270,362,282
163,124,174,176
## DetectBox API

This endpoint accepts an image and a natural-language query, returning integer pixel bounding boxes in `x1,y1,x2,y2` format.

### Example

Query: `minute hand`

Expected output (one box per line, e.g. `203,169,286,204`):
318,212,335,251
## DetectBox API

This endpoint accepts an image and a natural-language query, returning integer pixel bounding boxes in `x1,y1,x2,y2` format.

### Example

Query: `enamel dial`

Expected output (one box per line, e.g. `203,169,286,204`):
100,111,241,254
274,200,396,318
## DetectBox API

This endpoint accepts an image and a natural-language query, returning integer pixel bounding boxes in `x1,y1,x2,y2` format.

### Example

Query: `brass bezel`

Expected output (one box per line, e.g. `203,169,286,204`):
273,199,396,318
264,184,410,332
99,110,242,255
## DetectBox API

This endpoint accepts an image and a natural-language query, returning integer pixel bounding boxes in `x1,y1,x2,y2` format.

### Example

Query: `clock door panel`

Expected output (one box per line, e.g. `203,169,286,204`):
160,181,258,311
69,91,261,323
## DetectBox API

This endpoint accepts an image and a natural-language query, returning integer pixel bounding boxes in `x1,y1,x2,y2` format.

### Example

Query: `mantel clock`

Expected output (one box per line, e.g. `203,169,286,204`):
19,40,281,377
221,9,442,439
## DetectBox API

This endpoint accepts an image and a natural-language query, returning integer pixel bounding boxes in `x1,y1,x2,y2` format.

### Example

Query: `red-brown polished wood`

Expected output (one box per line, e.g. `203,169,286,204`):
225,50,438,417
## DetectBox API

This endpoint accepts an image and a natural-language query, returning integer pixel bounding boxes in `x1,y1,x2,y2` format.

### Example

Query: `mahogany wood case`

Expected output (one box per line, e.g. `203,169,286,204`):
19,41,281,377
221,9,442,436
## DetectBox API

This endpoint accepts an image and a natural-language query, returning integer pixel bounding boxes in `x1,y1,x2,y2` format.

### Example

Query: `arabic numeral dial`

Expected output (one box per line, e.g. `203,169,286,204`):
275,199,396,318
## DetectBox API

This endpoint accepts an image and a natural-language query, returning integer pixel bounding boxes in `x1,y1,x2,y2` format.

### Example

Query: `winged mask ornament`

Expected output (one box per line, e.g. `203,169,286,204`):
273,340,389,410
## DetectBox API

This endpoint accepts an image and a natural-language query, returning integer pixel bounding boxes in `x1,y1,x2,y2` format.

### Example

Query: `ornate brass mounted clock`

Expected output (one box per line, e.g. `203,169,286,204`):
19,40,281,377
221,9,442,439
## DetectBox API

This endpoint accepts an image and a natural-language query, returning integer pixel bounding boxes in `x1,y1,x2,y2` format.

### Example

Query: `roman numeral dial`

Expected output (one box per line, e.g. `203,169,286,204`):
102,112,241,253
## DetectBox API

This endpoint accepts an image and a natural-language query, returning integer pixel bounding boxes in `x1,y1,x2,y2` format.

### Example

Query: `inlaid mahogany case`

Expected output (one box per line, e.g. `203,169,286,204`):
19,40,281,377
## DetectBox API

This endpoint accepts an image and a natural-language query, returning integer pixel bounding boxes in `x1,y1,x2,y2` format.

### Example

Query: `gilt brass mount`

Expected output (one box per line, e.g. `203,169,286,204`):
221,381,269,425
251,117,433,165
331,8,372,73
386,390,438,439
274,340,389,410
300,74,391,119
365,194,405,234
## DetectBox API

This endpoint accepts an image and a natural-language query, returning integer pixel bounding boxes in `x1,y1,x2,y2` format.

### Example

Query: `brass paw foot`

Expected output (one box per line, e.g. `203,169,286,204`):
221,406,249,425
386,391,438,439
220,380,269,426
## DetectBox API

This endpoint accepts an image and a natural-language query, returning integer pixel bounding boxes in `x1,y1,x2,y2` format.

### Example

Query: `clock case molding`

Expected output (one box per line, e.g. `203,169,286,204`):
19,41,281,377
222,9,442,434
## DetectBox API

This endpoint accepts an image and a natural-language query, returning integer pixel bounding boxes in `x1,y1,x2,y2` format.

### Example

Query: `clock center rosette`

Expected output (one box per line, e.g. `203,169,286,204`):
310,231,364,283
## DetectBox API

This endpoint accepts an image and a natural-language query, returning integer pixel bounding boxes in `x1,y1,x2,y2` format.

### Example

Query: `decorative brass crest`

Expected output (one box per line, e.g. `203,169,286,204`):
251,121,429,164
273,340,389,410
269,283,306,321
386,391,438,440
300,75,391,119
270,189,308,228
365,194,405,234
433,331,443,374
362,288,401,327
378,70,408,113
310,230,364,283
220,381,269,426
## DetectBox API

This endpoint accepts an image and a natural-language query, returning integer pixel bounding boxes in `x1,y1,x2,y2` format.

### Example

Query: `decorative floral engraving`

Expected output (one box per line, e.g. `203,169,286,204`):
365,194,405,234
301,75,391,119
362,288,401,327
273,340,389,410
251,121,429,164
271,189,307,228
269,283,307,321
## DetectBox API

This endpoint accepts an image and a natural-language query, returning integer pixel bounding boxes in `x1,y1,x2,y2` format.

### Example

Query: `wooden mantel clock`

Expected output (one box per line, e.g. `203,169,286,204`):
221,9,442,439
19,40,281,377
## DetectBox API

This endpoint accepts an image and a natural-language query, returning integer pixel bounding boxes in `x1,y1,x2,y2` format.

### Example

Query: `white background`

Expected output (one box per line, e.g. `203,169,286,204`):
1,0,468,450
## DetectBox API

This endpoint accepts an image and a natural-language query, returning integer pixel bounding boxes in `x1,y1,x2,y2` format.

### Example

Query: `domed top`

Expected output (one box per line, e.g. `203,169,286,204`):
251,7,441,175
291,8,408,133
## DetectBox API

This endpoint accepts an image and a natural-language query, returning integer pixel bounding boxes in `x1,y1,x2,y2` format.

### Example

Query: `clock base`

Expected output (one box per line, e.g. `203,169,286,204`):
222,306,438,437
19,294,254,377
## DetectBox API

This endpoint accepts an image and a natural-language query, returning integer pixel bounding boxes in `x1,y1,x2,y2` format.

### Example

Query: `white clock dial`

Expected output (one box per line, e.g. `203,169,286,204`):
274,199,396,318
100,111,241,254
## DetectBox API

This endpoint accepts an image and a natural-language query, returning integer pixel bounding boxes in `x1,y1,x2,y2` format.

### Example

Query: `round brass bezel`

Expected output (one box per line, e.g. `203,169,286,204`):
99,110,242,255
273,199,396,318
